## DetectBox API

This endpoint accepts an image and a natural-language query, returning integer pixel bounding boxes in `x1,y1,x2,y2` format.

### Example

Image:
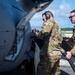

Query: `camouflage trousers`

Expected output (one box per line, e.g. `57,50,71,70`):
36,51,61,75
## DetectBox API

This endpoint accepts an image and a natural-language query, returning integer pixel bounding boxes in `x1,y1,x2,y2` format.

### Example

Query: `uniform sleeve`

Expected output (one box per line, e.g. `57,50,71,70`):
38,20,54,38
70,46,75,56
41,21,54,34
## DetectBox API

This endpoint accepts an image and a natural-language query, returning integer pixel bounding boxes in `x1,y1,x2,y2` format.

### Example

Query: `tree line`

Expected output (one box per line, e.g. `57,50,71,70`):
61,28,73,31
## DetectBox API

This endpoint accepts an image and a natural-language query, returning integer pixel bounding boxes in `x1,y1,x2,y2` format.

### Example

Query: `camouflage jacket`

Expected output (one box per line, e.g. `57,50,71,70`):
70,46,75,56
39,19,63,56
70,35,75,55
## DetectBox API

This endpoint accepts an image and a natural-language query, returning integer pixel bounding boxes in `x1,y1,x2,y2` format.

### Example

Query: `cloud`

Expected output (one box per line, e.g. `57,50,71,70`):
48,0,72,18
58,0,71,17
31,0,71,20
31,13,41,19
30,0,74,28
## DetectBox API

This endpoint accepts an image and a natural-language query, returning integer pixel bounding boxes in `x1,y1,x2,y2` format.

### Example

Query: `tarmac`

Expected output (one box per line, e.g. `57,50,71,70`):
60,55,75,75
35,42,75,75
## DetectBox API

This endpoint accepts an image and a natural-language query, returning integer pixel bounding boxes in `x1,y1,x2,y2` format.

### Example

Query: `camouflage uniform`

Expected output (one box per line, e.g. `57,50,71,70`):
70,46,75,56
37,19,62,75
69,26,75,56
70,35,75,56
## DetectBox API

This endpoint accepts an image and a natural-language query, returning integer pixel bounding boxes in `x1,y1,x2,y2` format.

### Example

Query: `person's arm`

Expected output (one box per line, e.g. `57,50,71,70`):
37,20,54,38
66,46,75,59
70,46,75,55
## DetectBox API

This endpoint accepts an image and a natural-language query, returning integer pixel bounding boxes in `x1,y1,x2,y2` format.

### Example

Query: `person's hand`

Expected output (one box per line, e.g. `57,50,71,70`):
66,51,72,59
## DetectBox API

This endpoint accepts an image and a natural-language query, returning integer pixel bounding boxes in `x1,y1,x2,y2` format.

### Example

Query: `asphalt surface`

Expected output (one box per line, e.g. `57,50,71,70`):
60,55,75,75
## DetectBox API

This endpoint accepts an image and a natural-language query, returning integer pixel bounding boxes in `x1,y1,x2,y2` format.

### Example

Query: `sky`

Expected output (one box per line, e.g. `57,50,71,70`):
30,0,75,29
